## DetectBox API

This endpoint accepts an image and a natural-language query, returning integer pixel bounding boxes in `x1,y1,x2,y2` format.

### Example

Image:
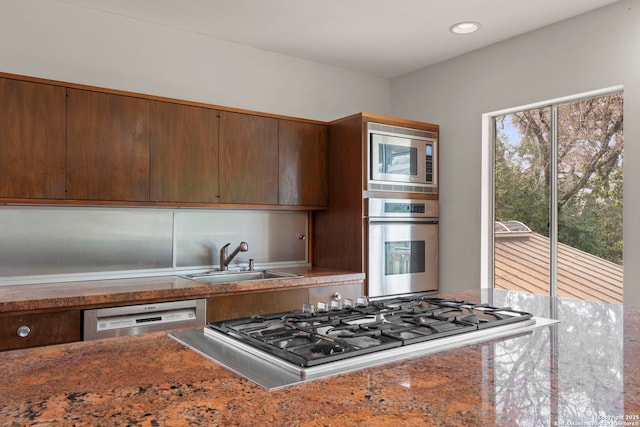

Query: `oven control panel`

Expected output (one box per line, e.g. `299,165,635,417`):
384,202,425,214
369,198,438,218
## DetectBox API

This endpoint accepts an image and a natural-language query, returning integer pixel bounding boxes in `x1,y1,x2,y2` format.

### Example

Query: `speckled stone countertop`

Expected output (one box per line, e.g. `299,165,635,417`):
1,289,639,426
0,267,364,314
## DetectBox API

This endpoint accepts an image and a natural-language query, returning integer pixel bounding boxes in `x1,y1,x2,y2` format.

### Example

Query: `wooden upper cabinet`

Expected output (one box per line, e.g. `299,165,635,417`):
219,111,278,204
149,102,219,203
66,89,150,201
0,78,66,199
0,73,330,208
278,120,328,206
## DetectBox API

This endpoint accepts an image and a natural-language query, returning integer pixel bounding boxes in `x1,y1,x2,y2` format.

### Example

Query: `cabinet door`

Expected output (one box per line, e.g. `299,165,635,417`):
206,288,307,322
278,120,328,206
0,311,81,351
66,89,150,201
150,102,219,202
219,112,278,204
0,78,66,199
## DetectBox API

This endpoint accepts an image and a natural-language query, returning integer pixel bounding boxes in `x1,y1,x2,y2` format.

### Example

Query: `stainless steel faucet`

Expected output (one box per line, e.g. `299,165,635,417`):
219,241,249,271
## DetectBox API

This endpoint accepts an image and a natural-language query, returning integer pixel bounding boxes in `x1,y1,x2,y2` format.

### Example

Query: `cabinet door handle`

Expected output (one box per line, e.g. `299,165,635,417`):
16,325,31,338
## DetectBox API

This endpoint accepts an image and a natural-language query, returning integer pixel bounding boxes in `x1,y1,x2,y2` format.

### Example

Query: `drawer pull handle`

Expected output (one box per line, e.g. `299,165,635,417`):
17,325,31,338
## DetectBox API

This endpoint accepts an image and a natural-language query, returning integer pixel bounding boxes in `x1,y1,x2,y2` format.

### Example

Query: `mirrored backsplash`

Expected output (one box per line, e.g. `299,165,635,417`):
0,206,308,284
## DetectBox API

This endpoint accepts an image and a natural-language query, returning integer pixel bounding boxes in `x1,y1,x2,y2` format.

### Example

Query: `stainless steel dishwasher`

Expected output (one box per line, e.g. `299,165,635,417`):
83,299,206,340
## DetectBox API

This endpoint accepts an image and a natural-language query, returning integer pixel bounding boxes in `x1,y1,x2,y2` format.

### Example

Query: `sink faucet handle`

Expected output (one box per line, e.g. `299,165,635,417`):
221,241,249,271
219,243,231,271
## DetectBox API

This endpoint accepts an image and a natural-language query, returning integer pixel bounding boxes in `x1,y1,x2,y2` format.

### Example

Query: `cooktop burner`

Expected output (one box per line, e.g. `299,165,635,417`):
205,296,534,367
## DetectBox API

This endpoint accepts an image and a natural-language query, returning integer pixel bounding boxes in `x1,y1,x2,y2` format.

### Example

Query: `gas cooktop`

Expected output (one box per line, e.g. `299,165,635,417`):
170,296,552,389
205,296,534,367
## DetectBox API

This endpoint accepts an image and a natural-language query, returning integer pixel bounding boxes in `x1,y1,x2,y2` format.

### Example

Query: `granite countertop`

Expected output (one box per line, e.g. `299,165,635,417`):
1,289,638,426
0,267,365,314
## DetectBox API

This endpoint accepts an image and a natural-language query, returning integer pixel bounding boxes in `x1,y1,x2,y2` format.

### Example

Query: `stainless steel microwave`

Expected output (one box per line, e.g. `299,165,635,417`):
368,122,438,194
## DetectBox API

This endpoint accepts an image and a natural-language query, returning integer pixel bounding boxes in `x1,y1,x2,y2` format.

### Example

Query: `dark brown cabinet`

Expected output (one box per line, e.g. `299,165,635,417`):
219,111,279,204
149,102,219,203
206,288,308,322
279,120,328,207
0,72,329,209
314,114,368,273
206,282,363,322
66,89,151,201
0,310,81,351
0,78,66,199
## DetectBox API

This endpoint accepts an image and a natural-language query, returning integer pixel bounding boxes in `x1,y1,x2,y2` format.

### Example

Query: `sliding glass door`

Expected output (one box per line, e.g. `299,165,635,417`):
492,92,623,302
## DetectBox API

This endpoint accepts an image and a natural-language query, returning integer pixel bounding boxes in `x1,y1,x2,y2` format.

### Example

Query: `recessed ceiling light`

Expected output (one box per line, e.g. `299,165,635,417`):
449,21,481,35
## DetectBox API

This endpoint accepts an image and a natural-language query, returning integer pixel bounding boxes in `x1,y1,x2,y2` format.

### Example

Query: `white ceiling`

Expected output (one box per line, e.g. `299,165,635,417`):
61,0,620,79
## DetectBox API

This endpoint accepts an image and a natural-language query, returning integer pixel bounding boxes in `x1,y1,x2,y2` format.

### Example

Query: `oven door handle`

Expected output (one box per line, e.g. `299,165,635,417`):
368,217,438,224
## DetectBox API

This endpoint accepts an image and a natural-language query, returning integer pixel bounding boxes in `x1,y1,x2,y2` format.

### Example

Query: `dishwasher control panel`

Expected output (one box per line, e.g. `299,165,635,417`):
84,299,206,340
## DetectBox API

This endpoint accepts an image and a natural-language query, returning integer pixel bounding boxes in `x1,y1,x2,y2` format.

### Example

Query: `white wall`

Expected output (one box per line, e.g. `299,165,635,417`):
0,0,390,122
391,1,640,305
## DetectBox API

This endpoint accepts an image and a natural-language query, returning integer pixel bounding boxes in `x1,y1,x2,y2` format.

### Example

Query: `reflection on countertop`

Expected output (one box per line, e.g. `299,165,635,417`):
1,289,638,426
471,289,629,426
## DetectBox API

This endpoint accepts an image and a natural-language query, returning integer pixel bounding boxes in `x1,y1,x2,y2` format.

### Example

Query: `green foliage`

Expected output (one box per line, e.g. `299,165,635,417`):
494,135,549,237
558,168,623,264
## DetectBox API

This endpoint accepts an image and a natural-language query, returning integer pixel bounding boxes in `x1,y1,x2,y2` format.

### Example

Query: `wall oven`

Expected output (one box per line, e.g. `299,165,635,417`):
368,198,438,298
368,122,438,194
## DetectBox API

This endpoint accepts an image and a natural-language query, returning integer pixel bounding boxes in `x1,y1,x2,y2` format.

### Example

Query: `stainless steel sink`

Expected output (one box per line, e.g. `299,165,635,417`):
184,270,302,284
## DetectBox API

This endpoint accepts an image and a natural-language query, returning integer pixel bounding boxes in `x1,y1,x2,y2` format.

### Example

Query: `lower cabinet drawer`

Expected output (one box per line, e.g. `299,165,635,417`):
0,311,82,351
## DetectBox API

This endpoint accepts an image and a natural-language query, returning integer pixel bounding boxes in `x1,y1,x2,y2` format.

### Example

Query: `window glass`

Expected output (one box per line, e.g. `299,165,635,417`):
492,93,623,303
